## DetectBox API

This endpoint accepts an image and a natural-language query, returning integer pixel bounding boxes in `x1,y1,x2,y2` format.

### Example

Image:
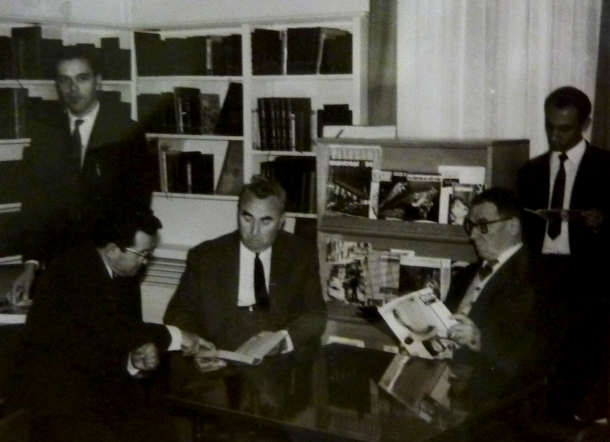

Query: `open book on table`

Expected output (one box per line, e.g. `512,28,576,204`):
377,288,458,359
197,330,292,365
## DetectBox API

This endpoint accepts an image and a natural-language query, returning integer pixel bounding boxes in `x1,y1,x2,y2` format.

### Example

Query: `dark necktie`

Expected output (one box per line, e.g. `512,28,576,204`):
477,260,498,280
254,253,270,309
548,153,568,239
71,119,84,166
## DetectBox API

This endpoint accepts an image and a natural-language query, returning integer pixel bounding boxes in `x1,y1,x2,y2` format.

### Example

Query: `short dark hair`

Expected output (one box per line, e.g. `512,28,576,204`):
90,205,162,249
470,187,523,223
55,46,100,76
238,175,286,212
545,86,592,124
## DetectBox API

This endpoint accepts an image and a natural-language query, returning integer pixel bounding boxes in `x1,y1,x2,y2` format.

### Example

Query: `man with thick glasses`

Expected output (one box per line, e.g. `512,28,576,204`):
444,188,559,408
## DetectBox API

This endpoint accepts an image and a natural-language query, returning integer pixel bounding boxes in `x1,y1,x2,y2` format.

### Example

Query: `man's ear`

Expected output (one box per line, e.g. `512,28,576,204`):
104,242,121,259
582,116,592,133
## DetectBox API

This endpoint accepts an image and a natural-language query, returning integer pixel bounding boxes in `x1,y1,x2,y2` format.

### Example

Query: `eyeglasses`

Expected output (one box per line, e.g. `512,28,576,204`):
463,217,513,235
125,247,151,259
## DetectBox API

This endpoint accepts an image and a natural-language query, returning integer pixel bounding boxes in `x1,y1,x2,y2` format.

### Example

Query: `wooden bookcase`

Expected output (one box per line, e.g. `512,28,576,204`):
315,137,530,349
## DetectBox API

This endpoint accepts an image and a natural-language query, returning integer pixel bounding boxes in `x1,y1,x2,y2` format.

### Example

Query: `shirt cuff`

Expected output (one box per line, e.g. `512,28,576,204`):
127,355,140,376
166,325,183,351
281,330,294,353
24,260,40,269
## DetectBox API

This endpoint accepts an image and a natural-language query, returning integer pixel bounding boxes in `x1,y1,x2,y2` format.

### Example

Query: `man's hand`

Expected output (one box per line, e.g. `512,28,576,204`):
448,314,481,352
130,342,159,371
8,264,37,306
193,355,226,373
581,208,604,234
180,330,215,356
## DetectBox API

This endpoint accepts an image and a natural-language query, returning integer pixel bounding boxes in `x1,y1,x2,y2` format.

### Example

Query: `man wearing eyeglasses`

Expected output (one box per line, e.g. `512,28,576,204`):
17,205,212,442
444,188,557,407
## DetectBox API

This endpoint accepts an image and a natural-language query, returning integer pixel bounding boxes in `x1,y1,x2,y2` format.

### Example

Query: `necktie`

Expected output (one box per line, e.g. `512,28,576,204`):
71,119,84,166
548,153,568,239
254,253,270,309
477,260,498,280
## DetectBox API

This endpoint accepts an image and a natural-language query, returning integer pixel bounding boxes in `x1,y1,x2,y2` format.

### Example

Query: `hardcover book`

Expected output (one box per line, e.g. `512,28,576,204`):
252,28,283,75
214,82,243,136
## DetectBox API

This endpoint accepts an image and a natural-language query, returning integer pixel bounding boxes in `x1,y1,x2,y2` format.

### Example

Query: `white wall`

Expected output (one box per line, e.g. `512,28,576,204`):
397,0,602,158
130,0,368,27
0,0,130,24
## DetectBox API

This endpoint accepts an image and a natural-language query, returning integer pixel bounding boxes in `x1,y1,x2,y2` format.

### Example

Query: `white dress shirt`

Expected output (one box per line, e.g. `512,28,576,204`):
457,243,523,315
542,139,586,255
238,243,271,307
68,100,100,167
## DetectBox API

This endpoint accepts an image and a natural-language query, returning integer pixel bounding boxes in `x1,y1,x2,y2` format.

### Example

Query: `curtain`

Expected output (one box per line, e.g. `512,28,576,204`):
368,0,397,126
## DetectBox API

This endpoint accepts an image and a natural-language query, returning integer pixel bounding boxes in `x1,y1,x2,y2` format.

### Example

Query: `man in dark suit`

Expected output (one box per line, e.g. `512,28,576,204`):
518,86,610,421
10,46,153,303
445,188,559,407
18,205,211,442
164,176,326,373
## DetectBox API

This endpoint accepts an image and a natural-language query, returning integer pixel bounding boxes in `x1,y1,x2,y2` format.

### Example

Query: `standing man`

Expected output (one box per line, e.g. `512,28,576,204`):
445,188,559,407
19,205,212,442
11,46,153,302
164,176,326,371
518,86,610,421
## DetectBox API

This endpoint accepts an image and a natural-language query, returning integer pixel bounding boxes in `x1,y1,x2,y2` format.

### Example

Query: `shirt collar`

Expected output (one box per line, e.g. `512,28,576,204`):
490,242,523,268
239,241,272,260
68,100,100,126
556,138,586,165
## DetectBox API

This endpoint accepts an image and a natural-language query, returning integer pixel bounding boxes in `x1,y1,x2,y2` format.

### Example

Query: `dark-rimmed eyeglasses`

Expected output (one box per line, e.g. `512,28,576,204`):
125,247,151,259
463,217,512,235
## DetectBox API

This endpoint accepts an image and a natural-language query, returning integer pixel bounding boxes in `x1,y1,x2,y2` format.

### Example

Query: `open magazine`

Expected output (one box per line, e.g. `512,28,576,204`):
196,330,292,365
377,288,458,359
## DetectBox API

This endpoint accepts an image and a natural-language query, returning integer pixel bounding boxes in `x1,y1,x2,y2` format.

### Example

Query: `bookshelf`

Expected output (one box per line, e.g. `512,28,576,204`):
315,137,530,349
134,15,369,255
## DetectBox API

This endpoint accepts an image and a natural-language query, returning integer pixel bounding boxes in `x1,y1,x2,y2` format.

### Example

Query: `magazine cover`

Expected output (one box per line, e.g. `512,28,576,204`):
367,250,413,306
375,173,441,222
325,240,373,305
378,354,452,423
374,170,410,220
438,166,486,225
325,145,382,218
398,255,451,301
377,288,459,360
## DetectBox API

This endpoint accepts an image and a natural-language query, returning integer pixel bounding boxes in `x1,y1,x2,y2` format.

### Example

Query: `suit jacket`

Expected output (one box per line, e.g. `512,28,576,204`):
19,102,152,264
18,243,171,418
164,230,327,352
445,247,559,403
518,143,610,260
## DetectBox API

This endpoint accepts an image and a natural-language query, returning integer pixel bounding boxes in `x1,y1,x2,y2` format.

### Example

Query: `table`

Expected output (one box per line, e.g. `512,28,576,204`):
165,344,546,442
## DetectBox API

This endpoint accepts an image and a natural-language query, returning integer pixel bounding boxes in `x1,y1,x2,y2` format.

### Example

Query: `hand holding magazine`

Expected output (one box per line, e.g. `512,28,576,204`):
195,330,293,366
377,288,458,359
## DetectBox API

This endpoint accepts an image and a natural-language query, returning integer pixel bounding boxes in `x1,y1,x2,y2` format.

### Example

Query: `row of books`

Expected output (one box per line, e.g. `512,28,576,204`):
325,145,486,224
254,102,353,152
148,141,215,194
135,32,241,77
260,157,317,214
137,83,243,136
0,88,130,139
252,27,352,75
0,26,130,80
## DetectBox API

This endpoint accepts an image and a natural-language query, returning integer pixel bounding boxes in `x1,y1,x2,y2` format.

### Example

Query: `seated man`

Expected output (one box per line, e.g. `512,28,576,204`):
164,176,327,372
445,188,563,407
18,205,212,442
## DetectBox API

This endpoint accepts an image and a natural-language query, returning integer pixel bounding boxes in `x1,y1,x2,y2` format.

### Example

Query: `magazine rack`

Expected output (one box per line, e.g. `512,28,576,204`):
315,137,529,346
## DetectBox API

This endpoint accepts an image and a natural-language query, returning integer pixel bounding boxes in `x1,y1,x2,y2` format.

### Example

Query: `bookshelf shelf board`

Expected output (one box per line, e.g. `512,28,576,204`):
0,203,21,214
152,192,239,202
101,80,132,86
0,139,30,145
252,74,352,81
137,76,244,82
319,215,470,245
252,150,316,157
146,134,244,142
285,212,317,219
